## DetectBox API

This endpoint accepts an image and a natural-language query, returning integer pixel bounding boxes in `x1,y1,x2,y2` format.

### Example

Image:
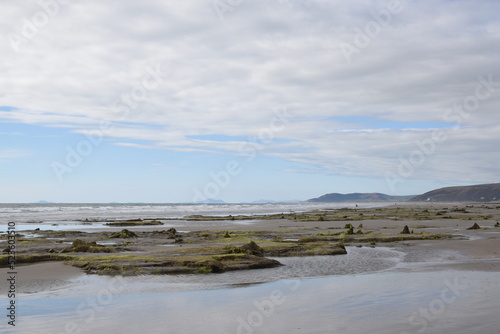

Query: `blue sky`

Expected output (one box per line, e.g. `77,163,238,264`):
1,0,499,203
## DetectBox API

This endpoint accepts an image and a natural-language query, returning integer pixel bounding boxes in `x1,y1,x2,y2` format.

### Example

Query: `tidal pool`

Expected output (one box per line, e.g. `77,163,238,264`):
2,246,499,334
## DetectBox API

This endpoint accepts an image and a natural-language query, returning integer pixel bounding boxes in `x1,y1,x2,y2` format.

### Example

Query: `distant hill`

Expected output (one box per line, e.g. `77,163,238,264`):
409,183,500,202
196,199,226,204
251,199,278,204
250,199,302,204
308,193,414,203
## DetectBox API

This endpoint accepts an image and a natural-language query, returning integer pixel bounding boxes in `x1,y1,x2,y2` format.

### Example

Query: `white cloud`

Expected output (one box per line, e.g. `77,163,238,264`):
0,0,499,184
0,149,30,160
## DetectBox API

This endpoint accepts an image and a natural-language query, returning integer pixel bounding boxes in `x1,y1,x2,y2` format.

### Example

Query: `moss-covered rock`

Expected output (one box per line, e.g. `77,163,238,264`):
106,220,163,226
61,239,113,253
109,229,138,238
0,254,75,266
224,241,265,257
66,253,281,275
263,242,347,257
240,241,264,257
346,225,354,235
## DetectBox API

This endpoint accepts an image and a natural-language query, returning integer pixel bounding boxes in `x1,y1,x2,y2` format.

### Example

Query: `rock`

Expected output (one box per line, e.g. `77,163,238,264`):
223,241,265,257
106,220,163,226
110,229,138,238
346,224,354,234
401,225,411,234
216,254,282,271
263,242,347,257
166,228,177,239
72,239,93,247
61,239,112,253
467,223,481,230
494,222,499,227
240,241,264,257
202,262,224,273
67,239,91,252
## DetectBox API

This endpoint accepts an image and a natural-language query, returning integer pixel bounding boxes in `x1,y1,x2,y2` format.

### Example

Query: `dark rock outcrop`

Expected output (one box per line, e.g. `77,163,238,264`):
109,229,138,238
240,241,264,257
467,223,481,230
401,225,411,234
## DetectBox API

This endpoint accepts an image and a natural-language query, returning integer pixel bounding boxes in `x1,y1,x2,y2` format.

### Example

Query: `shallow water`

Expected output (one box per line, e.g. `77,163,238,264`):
4,269,500,334
1,244,499,334
7,247,404,299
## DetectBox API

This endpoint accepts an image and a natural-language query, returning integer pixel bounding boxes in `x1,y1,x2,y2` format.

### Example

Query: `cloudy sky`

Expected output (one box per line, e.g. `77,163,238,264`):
1,0,499,203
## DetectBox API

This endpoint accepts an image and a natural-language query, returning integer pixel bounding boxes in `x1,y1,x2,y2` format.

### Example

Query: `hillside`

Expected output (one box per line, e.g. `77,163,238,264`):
308,193,414,203
409,183,500,202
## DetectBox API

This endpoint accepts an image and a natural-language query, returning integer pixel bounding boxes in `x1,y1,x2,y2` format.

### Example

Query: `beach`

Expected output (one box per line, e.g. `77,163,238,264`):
1,202,499,333
4,0,499,332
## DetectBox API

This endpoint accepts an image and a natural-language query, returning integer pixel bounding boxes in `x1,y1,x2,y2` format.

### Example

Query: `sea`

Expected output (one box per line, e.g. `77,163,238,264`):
0,202,385,228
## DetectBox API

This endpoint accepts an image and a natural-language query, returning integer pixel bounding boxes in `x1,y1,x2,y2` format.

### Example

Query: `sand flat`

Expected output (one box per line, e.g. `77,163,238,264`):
2,202,500,333
0,262,85,297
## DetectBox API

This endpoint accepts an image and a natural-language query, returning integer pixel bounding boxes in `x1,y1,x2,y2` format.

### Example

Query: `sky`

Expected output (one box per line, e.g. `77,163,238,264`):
0,0,499,203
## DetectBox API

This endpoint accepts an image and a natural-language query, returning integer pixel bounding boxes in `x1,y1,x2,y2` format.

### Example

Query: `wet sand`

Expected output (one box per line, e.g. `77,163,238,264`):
0,262,83,296
4,270,500,334
1,202,499,333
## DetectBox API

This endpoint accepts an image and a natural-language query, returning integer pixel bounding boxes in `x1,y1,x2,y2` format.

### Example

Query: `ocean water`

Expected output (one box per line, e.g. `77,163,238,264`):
0,202,387,228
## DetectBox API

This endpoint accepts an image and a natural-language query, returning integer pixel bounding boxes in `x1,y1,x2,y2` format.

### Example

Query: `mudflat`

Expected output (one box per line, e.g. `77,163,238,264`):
1,202,499,279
